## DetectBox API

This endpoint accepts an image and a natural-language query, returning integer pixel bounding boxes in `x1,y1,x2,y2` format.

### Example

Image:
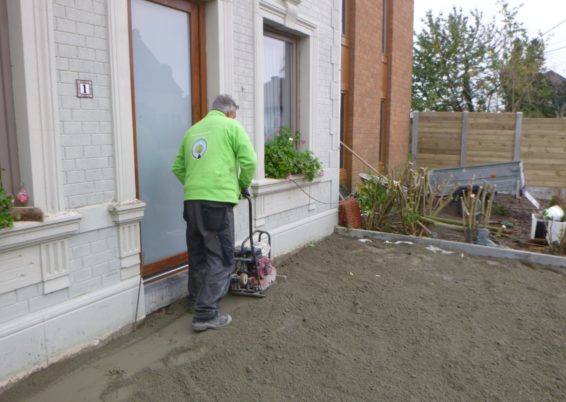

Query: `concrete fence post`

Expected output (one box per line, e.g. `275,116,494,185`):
460,111,469,167
411,111,419,164
513,112,523,161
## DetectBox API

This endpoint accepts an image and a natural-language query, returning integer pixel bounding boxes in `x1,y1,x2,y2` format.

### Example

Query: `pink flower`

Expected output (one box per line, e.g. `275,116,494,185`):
16,188,28,204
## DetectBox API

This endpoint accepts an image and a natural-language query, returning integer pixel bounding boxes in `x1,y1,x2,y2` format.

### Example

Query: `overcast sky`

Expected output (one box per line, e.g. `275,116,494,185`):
413,0,566,77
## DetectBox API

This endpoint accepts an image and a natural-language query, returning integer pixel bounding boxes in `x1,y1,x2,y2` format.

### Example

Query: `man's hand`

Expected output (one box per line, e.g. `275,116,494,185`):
240,188,251,198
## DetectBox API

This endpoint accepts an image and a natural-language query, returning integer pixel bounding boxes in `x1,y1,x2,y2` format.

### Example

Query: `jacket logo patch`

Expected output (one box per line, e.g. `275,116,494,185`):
191,138,208,159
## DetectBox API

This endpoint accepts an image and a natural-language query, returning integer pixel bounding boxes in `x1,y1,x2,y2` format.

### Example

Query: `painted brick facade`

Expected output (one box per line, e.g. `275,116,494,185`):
232,1,255,134
54,0,114,209
0,0,339,386
68,227,120,298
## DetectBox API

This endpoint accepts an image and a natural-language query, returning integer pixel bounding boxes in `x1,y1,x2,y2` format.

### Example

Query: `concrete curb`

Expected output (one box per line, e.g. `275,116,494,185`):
335,226,566,269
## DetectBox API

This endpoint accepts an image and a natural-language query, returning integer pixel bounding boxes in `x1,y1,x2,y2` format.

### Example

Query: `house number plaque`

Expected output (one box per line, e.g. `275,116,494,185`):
76,79,93,98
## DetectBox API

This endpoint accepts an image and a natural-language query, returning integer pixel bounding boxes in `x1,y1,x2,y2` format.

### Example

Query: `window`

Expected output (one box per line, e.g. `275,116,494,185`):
263,31,297,143
255,4,316,182
0,0,19,194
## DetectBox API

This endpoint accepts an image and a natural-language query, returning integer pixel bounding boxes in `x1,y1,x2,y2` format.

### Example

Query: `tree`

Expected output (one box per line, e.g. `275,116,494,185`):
495,3,554,116
499,38,554,116
547,72,566,117
412,1,554,116
412,7,498,112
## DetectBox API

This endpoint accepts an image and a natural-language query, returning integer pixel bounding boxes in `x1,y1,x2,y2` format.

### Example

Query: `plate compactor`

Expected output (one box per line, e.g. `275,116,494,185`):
230,194,277,297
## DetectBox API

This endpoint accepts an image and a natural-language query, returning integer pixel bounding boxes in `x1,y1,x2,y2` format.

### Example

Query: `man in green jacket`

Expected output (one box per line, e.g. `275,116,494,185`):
172,94,257,331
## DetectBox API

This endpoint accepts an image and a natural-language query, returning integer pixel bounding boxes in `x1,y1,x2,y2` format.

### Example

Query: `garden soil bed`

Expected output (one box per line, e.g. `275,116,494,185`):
2,234,565,401
433,194,564,256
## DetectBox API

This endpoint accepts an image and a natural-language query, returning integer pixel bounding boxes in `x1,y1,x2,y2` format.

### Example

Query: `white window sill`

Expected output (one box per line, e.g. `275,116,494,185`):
0,212,82,252
251,171,327,197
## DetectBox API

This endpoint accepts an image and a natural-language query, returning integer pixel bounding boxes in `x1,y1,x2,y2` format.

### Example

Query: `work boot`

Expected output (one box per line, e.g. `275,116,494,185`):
192,313,232,332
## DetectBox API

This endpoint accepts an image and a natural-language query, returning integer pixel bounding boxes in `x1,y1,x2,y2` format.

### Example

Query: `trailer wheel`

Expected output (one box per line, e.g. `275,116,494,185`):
239,273,249,286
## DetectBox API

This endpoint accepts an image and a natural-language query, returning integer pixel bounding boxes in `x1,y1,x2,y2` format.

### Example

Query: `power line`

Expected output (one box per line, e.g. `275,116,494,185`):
542,18,566,37
546,44,566,54
547,38,566,47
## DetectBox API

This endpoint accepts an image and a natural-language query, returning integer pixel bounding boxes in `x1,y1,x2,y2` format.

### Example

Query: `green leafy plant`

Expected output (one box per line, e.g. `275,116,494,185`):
265,126,322,181
491,203,510,217
356,175,397,231
0,167,14,229
357,164,508,240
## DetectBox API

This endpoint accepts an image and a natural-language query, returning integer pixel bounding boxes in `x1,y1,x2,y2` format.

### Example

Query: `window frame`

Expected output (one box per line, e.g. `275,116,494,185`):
254,1,318,181
0,0,20,195
262,28,299,143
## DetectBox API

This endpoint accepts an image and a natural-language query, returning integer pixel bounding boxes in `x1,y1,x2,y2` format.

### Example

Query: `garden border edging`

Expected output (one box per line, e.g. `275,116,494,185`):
335,226,566,269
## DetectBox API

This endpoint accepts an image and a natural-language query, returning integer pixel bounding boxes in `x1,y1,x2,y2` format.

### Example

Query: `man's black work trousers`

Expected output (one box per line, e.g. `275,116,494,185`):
183,200,235,323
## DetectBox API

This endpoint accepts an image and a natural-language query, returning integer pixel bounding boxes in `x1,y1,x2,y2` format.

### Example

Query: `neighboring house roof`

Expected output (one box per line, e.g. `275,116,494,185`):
545,70,566,86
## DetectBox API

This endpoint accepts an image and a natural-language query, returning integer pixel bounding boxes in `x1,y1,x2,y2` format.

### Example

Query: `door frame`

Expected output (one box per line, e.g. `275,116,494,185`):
128,0,207,277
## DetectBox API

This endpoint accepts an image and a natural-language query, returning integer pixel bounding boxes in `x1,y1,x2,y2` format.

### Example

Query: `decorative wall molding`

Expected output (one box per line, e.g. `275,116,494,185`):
107,0,137,201
0,213,80,295
258,0,286,21
109,200,145,279
116,222,141,280
7,0,64,214
205,0,234,100
0,247,41,295
284,0,299,28
108,200,146,225
40,239,70,294
258,0,316,34
117,223,140,259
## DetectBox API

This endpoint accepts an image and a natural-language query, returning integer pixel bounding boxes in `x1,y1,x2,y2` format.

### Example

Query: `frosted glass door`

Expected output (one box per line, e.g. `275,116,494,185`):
131,0,192,266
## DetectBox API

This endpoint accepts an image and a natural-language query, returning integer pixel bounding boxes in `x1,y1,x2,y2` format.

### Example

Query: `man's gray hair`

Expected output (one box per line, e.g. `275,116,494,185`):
211,94,239,114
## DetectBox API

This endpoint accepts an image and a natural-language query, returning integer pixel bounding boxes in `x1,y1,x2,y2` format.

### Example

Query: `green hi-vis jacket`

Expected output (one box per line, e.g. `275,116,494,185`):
172,110,257,205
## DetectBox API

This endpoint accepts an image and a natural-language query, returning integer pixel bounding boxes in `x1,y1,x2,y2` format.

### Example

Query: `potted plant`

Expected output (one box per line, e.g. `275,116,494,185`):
531,197,566,245
0,166,43,229
0,167,14,228
264,126,322,181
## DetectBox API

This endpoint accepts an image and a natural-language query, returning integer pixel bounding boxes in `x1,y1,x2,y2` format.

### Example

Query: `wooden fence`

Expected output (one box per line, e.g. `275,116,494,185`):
411,112,566,190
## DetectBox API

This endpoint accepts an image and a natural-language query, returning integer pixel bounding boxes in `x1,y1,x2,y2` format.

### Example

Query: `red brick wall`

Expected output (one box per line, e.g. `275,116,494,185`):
388,1,413,168
346,0,413,188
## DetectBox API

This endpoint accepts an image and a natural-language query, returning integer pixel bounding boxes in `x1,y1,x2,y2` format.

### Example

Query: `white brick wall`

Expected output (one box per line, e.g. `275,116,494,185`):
54,0,114,209
0,300,28,325
233,0,338,162
0,222,119,323
233,1,255,135
0,285,70,325
233,0,339,211
68,227,120,298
